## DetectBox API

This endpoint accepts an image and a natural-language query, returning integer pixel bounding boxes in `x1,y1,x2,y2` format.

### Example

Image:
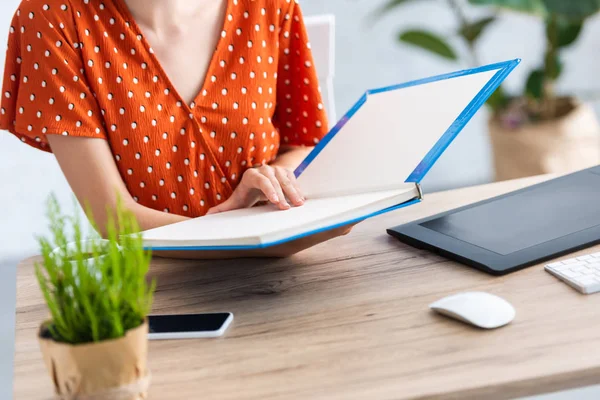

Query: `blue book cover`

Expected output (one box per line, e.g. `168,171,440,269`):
143,59,520,251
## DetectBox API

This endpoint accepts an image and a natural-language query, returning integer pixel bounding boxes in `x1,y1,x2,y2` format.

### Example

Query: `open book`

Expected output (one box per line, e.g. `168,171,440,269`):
142,60,520,250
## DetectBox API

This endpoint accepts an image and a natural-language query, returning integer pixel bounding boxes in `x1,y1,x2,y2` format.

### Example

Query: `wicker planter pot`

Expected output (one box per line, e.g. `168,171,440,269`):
489,102,600,181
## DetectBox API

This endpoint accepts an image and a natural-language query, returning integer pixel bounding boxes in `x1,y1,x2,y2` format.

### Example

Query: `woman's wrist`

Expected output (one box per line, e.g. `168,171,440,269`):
270,147,313,170
131,202,190,231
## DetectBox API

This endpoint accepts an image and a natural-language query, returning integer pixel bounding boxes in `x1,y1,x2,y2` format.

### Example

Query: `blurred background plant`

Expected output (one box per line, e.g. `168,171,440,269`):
373,0,600,126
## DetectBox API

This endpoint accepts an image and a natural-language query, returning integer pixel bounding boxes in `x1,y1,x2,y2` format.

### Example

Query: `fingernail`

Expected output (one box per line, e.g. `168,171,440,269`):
271,194,279,203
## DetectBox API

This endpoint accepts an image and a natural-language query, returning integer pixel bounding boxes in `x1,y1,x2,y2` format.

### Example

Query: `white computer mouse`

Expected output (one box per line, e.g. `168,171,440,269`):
429,292,516,329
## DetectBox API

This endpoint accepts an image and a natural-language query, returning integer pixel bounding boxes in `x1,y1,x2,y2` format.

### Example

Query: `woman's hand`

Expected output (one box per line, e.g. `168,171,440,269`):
207,165,305,214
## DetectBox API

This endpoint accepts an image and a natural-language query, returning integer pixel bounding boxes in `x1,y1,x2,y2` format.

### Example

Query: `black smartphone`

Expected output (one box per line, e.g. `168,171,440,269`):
148,313,233,340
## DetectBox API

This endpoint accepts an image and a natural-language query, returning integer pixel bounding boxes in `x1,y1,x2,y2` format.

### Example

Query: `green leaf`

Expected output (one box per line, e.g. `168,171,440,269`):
550,18,583,47
468,0,547,15
544,51,563,79
398,30,458,60
542,0,600,19
526,69,545,99
486,84,510,111
370,0,426,20
459,16,496,44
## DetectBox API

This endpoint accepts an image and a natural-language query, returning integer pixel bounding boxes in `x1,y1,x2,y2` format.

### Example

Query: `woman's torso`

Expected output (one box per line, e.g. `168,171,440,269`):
1,0,328,216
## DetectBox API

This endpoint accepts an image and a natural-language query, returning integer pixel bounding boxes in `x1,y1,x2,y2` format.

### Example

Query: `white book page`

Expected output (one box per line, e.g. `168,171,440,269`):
297,70,497,198
143,185,416,247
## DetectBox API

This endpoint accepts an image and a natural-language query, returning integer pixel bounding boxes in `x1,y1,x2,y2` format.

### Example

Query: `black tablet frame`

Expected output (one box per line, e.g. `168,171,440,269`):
387,167,600,275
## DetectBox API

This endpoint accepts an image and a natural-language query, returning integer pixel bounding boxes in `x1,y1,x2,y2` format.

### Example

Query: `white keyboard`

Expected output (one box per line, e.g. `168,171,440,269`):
545,253,600,294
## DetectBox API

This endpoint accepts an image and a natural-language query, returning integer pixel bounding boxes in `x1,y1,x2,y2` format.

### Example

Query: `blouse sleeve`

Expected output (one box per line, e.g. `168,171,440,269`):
273,0,329,147
0,2,106,152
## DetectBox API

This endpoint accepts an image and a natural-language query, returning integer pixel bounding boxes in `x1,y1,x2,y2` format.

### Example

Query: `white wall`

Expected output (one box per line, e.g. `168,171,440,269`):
2,0,600,261
0,1,77,262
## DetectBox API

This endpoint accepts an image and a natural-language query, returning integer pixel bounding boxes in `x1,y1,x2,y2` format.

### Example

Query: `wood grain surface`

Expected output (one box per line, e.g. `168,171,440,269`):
13,174,600,399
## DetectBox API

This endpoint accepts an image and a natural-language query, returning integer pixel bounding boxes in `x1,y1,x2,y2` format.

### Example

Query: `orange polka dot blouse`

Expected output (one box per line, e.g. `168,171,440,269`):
0,0,328,216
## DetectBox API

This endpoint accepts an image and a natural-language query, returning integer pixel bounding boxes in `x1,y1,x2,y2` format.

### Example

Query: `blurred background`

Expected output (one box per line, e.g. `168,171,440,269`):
1,0,600,398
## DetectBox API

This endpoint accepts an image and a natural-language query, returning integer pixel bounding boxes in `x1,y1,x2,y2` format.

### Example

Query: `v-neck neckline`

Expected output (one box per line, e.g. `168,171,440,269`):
112,0,232,111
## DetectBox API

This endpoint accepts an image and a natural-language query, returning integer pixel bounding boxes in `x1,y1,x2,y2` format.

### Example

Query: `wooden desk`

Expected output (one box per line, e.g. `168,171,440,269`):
14,175,600,399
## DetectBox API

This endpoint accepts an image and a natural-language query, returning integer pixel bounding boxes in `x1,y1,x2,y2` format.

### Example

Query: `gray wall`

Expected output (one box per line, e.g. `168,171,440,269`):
1,0,600,260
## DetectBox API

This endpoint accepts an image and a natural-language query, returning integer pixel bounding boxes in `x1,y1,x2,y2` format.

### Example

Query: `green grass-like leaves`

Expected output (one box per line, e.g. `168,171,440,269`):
35,196,155,345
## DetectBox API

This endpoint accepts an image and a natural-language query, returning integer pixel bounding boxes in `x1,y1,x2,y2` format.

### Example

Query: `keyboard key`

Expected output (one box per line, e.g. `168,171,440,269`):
563,259,580,264
591,252,600,258
554,265,573,272
577,255,594,261
562,270,582,278
570,264,588,272
571,265,591,274
547,261,564,267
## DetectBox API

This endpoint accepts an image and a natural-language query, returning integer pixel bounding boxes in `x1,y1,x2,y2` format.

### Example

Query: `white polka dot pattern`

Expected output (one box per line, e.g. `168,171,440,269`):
0,0,328,217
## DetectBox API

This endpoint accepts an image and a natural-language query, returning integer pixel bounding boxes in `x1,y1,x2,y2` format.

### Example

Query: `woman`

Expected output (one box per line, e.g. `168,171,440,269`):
1,0,350,257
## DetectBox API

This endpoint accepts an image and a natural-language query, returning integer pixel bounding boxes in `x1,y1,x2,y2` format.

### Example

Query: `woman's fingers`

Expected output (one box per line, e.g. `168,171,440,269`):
259,167,290,209
243,167,285,209
206,191,244,214
206,165,307,214
275,167,304,206
286,168,305,202
207,170,264,214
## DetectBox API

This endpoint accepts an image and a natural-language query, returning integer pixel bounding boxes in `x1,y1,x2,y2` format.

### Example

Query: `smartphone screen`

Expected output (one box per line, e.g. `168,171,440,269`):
148,313,233,339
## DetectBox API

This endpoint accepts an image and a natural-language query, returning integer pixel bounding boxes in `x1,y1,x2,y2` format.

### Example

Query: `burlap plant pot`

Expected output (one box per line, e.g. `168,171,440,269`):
489,101,600,181
38,321,150,400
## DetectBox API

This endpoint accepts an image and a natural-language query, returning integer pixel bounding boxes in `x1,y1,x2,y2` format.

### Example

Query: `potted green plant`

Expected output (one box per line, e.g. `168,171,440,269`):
373,0,600,181
35,196,155,399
